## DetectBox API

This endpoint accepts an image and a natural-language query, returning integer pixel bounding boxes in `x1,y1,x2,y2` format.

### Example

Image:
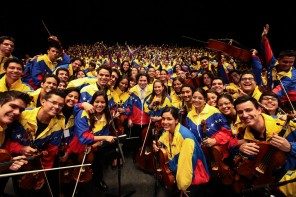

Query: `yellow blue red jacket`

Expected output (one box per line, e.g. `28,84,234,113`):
4,107,65,168
158,123,209,191
0,75,32,92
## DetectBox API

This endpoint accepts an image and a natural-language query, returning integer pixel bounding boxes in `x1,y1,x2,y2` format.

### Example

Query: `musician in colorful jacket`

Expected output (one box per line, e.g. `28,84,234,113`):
260,24,296,112
153,107,209,195
22,44,62,90
79,65,113,107
234,95,296,197
0,58,32,92
185,88,238,160
5,90,66,169
64,90,115,191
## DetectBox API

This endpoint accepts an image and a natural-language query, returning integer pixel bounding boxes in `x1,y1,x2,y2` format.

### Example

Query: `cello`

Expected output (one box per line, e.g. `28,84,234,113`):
207,39,252,62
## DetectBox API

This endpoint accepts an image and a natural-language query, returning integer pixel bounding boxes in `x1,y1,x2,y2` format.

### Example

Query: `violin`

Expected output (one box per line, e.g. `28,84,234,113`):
72,146,94,183
18,150,48,190
200,120,234,185
110,102,128,136
0,149,15,172
234,119,289,189
154,143,176,189
207,39,252,62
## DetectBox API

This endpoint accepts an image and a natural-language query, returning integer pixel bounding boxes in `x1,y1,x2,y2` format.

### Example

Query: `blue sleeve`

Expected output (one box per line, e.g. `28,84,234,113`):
74,111,94,145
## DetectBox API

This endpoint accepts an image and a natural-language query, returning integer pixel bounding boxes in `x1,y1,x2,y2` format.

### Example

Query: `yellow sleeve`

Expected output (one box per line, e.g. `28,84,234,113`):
176,138,195,191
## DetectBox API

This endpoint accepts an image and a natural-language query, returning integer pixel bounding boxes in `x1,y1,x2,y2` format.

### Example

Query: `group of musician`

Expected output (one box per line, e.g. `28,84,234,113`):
0,24,296,197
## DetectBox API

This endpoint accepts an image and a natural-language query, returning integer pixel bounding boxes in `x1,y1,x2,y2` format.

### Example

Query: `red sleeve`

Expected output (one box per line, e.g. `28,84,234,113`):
4,140,24,155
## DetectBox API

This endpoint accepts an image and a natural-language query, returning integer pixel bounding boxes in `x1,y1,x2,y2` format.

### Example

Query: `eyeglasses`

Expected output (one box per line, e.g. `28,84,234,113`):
46,100,64,109
261,96,278,101
240,77,254,82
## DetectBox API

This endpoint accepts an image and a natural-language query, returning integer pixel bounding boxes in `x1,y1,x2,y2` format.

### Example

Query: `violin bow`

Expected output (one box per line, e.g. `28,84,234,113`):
139,118,152,156
278,77,296,112
0,164,91,178
41,19,52,36
71,147,91,197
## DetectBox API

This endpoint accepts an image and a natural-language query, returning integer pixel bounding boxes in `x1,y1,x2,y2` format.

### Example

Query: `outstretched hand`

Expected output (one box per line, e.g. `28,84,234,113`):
262,24,270,37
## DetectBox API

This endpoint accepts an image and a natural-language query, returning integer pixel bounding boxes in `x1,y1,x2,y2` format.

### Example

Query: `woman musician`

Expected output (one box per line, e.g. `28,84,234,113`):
152,107,210,197
63,90,116,193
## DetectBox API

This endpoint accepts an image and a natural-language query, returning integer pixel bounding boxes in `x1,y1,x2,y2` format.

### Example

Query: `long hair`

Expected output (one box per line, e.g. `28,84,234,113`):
89,90,111,131
147,80,168,106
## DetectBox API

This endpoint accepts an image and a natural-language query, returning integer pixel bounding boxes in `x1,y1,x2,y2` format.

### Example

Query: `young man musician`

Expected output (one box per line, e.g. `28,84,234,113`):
234,95,296,196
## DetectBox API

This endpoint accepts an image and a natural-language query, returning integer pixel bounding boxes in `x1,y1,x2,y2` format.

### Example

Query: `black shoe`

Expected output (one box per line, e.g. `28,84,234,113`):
97,180,108,192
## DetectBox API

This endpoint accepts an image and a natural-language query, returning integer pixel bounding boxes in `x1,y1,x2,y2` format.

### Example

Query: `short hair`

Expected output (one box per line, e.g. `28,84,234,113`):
136,73,149,82
239,70,255,82
43,89,66,101
259,91,279,103
278,50,296,59
0,90,31,106
161,106,179,120
42,74,60,85
96,64,111,74
217,93,234,104
0,36,15,44
3,57,24,70
56,67,69,77
70,57,85,67
234,95,259,109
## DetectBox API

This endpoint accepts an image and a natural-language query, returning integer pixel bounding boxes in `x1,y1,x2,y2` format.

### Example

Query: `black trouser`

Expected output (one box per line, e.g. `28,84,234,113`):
123,124,148,157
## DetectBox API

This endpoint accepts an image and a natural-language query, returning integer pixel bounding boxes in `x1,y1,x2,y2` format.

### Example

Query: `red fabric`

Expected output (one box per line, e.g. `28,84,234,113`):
4,140,23,155
41,144,58,168
66,136,87,155
192,159,210,185
129,106,150,125
262,35,274,64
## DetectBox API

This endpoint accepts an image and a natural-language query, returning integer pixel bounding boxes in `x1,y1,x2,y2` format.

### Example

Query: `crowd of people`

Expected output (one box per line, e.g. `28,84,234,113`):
0,24,296,197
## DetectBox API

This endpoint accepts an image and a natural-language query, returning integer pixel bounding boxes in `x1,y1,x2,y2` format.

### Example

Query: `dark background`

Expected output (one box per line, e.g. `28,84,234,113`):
1,0,295,58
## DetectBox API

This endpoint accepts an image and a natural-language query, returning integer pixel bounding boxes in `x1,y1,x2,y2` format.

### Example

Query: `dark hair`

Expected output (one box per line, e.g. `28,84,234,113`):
0,36,15,44
217,93,234,104
147,80,167,105
193,88,207,102
239,70,255,82
136,73,149,82
234,95,259,109
3,57,24,70
70,57,85,67
161,106,179,121
89,90,111,130
43,89,66,101
114,75,130,92
42,73,60,85
211,77,224,86
259,91,279,103
96,64,111,75
64,87,80,98
56,67,69,78
278,50,296,59
0,90,31,106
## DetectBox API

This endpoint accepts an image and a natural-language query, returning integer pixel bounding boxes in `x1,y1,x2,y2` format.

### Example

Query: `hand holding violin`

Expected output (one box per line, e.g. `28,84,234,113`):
21,146,37,156
152,140,160,152
270,134,291,152
9,156,28,171
239,142,260,156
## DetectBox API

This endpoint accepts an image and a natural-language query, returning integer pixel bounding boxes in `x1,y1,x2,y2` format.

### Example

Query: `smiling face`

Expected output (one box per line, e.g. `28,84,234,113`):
161,111,178,133
153,81,164,96
93,95,106,114
235,100,262,127
65,91,79,108
239,74,256,95
217,97,235,116
5,62,23,82
0,99,26,127
192,91,206,111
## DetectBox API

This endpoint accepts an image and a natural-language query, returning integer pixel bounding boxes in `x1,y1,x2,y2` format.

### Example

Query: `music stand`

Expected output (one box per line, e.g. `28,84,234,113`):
105,128,136,197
